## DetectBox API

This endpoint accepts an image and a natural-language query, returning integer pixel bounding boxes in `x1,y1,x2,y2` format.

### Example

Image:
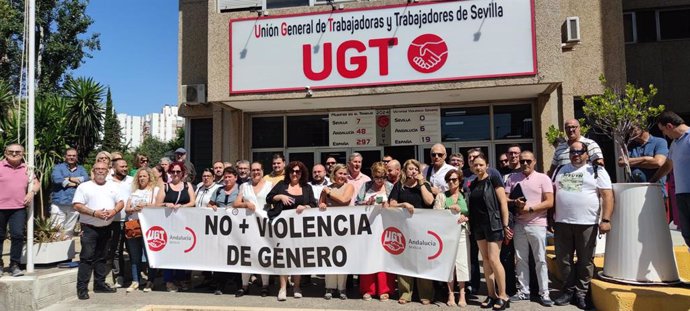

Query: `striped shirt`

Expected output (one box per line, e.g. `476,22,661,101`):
551,136,604,167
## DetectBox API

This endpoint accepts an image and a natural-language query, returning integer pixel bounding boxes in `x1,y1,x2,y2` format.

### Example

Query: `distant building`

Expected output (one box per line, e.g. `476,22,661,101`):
117,105,184,150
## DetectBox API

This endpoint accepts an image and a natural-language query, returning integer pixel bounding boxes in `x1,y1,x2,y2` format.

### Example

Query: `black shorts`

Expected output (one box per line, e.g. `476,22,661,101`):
472,223,504,242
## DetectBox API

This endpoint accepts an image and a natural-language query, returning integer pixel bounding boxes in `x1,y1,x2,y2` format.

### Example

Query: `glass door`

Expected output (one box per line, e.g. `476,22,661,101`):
448,143,492,172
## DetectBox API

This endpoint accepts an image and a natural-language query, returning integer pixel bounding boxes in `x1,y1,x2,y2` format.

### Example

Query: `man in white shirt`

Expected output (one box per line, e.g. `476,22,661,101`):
552,141,613,309
73,161,125,300
423,143,454,195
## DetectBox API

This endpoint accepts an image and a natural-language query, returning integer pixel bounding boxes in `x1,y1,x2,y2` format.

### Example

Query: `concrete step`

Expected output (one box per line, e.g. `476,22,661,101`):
546,244,690,311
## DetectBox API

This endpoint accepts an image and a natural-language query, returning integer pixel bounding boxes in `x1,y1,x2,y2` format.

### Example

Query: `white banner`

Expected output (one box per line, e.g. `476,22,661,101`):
329,110,376,147
229,0,536,93
139,206,460,282
391,106,441,145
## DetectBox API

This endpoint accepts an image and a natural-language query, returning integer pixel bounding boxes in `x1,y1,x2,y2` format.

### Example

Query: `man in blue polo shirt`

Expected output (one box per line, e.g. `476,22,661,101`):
652,111,690,248
621,125,668,183
50,148,89,239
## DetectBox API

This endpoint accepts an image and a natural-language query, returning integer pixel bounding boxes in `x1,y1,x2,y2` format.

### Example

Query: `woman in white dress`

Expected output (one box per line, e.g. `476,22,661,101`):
233,161,273,297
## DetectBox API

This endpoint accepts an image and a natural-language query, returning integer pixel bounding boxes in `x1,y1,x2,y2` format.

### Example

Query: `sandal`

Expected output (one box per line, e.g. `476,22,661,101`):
379,293,389,301
492,298,510,310
421,298,432,305
481,297,495,308
398,298,409,304
362,293,372,301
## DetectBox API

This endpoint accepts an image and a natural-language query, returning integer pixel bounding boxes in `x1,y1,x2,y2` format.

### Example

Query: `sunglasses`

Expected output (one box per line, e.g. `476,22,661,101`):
140,159,149,163
171,170,183,174
382,160,390,164
290,169,301,174
569,149,586,155
326,162,336,165
519,159,533,165
448,177,460,183
431,152,445,158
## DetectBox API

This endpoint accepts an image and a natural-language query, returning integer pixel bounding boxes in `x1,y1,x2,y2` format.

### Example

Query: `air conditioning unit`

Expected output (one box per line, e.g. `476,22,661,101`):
182,84,206,105
563,16,581,43
218,0,261,12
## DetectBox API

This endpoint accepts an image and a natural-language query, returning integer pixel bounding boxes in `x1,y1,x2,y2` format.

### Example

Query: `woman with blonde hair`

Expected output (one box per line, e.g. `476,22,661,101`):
357,161,395,301
318,163,354,300
124,168,159,293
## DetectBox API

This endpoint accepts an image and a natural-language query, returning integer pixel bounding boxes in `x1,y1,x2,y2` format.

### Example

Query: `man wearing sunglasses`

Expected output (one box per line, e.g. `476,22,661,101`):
0,144,40,277
423,143,455,196
552,142,614,309
547,119,604,178
505,151,554,306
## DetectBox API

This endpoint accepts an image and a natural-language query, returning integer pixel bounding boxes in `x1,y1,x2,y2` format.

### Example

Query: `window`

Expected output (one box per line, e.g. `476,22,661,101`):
624,12,636,43
659,9,690,40
636,10,657,42
441,106,490,141
286,115,328,147
493,104,533,140
252,116,284,148
190,118,213,184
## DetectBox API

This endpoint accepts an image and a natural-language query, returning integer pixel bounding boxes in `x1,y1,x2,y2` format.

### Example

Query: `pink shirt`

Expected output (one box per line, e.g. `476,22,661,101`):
505,171,553,226
0,160,29,210
347,172,371,206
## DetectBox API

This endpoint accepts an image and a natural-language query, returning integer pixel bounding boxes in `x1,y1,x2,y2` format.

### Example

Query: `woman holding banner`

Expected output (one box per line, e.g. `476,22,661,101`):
233,162,272,297
434,169,470,307
468,154,511,310
155,161,196,292
266,161,317,301
318,163,354,300
356,161,395,301
388,159,435,305
124,168,159,293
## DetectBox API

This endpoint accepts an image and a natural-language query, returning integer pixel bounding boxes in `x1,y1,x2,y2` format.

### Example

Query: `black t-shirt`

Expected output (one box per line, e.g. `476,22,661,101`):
468,174,503,226
389,181,433,209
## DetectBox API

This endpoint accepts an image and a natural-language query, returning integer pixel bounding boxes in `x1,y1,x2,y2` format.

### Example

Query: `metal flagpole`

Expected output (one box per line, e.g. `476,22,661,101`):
27,0,36,273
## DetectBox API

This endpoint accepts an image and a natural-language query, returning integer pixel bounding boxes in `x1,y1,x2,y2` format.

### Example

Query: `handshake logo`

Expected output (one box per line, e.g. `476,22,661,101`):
381,227,406,255
407,34,449,74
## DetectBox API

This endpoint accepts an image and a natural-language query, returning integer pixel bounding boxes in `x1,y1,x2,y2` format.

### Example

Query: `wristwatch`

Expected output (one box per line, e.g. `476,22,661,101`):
601,219,610,223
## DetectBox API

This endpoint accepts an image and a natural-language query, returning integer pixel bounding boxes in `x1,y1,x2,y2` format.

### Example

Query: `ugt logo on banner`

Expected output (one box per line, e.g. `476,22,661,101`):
407,34,448,74
381,227,406,255
146,226,168,252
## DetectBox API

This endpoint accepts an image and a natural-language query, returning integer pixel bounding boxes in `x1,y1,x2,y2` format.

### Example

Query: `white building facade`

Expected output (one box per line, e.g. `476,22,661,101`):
117,105,185,149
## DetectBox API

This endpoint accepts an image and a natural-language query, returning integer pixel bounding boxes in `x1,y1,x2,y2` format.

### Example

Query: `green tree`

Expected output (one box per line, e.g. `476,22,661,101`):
166,127,184,152
582,75,665,181
0,0,100,93
101,87,123,152
64,76,104,157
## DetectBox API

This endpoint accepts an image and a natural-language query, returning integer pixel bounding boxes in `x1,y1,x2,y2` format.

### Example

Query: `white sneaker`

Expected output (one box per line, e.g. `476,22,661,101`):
127,281,139,292
114,276,124,288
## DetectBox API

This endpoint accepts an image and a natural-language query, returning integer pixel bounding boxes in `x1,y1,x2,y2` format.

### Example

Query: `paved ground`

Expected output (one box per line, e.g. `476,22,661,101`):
39,277,582,311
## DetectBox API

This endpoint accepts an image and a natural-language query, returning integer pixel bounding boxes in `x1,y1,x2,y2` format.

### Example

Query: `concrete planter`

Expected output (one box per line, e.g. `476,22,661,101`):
602,183,680,284
20,239,76,265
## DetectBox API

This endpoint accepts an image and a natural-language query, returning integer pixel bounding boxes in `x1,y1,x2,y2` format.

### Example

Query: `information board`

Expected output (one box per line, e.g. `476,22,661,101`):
390,107,441,145
329,110,376,147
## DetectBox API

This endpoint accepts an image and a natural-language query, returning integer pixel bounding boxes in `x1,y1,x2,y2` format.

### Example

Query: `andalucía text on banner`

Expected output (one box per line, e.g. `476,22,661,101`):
138,206,461,282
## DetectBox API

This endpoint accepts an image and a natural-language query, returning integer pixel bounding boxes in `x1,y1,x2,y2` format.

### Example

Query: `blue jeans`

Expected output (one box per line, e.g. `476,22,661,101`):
126,237,145,283
0,208,26,265
677,193,690,248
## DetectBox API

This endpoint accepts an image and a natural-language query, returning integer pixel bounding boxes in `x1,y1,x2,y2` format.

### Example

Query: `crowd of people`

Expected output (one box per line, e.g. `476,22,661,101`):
1,110,688,310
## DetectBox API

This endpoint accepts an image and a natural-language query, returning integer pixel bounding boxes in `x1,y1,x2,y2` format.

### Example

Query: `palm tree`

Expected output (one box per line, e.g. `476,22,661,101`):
63,77,105,156
0,80,15,144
